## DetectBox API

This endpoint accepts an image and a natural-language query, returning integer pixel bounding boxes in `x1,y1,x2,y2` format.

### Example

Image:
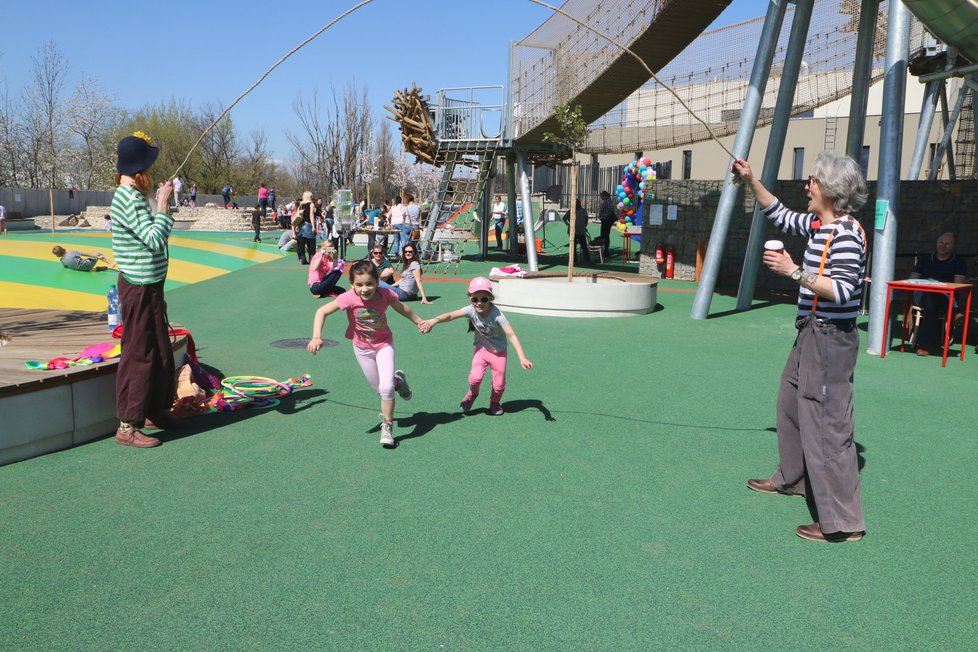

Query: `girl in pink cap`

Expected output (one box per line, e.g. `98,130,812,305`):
419,276,533,415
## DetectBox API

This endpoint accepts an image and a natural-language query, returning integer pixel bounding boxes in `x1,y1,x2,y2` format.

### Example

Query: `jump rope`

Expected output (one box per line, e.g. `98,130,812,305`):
168,0,733,181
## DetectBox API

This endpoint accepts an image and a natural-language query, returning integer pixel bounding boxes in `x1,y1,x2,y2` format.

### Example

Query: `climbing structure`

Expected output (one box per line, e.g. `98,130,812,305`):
388,86,502,274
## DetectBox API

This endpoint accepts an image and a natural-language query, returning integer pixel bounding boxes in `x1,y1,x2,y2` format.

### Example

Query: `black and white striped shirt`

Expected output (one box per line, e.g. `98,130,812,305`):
762,199,866,320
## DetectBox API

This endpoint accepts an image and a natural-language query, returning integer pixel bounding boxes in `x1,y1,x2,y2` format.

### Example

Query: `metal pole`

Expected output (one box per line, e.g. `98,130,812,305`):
518,150,539,271
736,0,815,311
908,80,941,178
919,60,978,83
928,74,976,181
506,155,518,258
691,0,787,320
937,83,957,179
845,0,881,160
866,0,910,356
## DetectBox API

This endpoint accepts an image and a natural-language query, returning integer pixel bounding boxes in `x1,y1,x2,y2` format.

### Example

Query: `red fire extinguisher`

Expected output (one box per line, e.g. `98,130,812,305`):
665,245,675,279
655,242,665,265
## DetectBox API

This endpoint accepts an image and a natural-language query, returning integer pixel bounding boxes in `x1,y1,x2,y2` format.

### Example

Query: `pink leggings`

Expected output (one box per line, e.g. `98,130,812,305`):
353,344,396,400
468,347,507,403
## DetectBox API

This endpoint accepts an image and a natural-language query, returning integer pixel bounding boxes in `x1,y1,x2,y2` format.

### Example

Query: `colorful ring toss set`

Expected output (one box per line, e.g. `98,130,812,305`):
207,375,313,412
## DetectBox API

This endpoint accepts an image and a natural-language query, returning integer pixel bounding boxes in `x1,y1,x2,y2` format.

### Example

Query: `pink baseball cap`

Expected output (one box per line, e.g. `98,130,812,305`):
467,276,493,298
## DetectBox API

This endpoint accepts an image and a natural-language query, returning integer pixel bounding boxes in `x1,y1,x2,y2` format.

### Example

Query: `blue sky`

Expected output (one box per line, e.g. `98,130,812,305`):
0,0,765,160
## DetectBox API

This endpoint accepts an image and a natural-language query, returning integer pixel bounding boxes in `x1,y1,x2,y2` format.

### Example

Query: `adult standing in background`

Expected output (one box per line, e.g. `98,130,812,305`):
258,182,269,220
293,191,317,265
222,184,233,208
405,193,421,241
388,196,409,256
268,187,277,212
172,176,184,207
733,151,867,543
0,204,6,235
111,132,185,448
597,190,617,256
492,195,507,250
562,199,591,263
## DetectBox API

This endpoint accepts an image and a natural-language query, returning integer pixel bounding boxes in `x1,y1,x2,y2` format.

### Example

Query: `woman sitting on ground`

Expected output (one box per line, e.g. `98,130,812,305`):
368,246,395,283
380,243,430,303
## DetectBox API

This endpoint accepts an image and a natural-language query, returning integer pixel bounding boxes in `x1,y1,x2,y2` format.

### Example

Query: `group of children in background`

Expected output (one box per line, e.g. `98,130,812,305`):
307,258,532,448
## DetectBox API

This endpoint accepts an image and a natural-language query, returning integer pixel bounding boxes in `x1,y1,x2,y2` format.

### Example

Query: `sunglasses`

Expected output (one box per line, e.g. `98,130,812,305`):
403,250,415,255
371,251,384,255
470,296,491,304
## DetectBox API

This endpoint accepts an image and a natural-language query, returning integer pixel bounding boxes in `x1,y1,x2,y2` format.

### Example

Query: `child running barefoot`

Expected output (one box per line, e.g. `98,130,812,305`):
419,277,532,415
307,260,423,447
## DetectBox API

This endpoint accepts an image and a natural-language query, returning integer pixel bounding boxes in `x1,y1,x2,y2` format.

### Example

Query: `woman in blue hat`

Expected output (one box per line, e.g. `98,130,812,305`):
110,131,186,448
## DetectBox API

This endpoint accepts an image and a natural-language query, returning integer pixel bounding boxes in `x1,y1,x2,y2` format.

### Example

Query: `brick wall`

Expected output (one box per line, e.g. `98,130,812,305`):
638,180,978,290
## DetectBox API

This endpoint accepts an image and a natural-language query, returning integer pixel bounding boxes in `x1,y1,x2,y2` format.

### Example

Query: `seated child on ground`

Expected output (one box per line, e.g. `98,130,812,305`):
308,242,345,297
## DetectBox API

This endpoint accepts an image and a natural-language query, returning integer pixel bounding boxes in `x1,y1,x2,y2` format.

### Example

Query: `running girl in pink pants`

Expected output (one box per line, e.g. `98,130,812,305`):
419,277,532,415
308,260,423,447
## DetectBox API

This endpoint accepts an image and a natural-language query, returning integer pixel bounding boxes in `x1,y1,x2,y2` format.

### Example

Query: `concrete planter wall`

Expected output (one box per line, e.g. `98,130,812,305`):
492,273,657,318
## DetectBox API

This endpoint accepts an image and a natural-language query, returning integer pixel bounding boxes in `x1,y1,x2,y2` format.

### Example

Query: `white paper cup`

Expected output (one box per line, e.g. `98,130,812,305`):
764,239,784,253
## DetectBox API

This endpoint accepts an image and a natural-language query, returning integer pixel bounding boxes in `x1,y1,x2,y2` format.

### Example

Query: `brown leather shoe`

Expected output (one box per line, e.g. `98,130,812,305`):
747,478,803,496
115,426,161,448
795,522,864,542
145,413,192,430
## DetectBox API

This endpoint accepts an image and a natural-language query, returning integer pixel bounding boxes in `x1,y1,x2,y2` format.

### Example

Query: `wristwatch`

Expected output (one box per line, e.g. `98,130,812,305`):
790,267,803,282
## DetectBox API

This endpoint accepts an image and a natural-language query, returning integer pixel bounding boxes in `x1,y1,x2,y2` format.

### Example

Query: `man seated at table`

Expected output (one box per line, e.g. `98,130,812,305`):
911,231,968,356
51,246,112,272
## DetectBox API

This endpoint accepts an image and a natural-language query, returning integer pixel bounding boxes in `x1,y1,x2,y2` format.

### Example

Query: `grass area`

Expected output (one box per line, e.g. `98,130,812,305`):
1,231,977,649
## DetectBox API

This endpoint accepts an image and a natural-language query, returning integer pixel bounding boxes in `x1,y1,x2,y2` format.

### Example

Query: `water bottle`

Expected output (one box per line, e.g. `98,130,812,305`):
107,285,121,331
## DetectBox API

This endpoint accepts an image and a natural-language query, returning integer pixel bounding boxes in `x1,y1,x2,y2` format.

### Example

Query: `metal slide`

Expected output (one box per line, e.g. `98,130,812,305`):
904,0,978,64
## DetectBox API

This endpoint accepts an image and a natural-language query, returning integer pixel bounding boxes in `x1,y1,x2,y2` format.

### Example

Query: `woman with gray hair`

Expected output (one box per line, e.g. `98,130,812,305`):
732,150,868,543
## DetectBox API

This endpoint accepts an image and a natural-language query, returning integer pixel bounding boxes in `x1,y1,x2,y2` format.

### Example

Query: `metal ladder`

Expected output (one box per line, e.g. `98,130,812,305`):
418,140,498,275
823,114,839,152
954,87,975,179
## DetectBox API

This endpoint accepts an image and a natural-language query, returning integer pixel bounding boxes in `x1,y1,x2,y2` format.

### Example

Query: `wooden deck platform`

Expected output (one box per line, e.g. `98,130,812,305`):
0,308,188,465
0,309,122,397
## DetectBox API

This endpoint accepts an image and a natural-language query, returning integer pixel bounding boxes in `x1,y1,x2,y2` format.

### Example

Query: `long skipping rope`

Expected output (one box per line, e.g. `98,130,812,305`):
170,0,735,181
169,0,378,179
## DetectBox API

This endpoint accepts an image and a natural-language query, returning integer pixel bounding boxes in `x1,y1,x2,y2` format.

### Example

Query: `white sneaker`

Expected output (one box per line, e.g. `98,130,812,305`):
393,370,412,400
380,421,395,447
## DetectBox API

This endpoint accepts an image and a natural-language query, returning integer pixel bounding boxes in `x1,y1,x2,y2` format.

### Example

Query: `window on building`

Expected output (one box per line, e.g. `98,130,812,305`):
860,145,870,175
792,148,805,180
655,161,672,180
682,150,692,179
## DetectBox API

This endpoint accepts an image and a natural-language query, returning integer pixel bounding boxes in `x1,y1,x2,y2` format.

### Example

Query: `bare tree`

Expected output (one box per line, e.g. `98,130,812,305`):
288,82,373,197
409,163,443,203
65,77,124,189
0,81,24,187
20,41,70,188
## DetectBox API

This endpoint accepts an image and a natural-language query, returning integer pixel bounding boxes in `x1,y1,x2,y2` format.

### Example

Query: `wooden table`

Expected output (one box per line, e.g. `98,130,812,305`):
881,279,973,367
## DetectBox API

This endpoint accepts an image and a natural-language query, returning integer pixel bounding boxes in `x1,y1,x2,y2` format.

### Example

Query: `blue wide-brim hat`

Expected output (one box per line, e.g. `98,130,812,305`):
116,133,160,175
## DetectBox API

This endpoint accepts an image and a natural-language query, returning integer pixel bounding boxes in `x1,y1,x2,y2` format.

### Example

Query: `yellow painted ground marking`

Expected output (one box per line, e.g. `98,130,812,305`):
65,232,281,263
0,240,224,284
0,281,105,311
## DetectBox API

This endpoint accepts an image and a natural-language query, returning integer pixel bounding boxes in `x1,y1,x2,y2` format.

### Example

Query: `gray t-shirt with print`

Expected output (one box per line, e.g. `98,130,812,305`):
461,303,510,353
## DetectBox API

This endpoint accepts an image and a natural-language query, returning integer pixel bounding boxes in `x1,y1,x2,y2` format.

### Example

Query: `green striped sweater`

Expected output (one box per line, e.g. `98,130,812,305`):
110,185,174,284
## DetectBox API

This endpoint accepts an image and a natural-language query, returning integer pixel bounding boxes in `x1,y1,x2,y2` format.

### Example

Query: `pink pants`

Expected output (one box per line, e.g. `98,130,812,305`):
353,344,396,400
468,347,507,403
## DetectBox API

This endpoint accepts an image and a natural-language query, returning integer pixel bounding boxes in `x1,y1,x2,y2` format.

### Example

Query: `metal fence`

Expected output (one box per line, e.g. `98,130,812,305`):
433,86,505,142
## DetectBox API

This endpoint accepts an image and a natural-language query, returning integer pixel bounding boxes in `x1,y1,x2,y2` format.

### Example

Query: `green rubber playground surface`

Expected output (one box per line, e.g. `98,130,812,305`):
1,231,977,649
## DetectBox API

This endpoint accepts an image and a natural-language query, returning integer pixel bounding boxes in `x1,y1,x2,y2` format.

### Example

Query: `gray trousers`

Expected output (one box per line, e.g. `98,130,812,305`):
770,315,866,534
